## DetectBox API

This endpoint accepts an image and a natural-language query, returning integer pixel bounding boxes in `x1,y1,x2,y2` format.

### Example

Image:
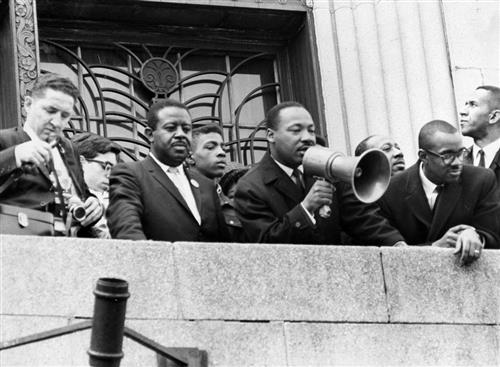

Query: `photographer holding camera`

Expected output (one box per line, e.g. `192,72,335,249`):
0,73,103,236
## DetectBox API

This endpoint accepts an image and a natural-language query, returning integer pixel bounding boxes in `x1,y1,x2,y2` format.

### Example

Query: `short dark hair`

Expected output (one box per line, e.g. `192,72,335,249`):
146,98,190,130
192,124,224,149
30,73,79,102
418,120,457,150
476,85,500,110
71,132,121,159
219,168,249,196
266,101,305,130
355,135,377,156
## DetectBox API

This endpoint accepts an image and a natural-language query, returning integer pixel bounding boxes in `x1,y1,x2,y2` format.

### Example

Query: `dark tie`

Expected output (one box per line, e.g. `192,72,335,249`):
478,149,486,168
292,169,305,193
432,185,443,214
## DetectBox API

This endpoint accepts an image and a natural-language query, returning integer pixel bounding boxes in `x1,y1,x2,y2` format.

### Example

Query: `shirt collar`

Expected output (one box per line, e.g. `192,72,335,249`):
472,138,500,166
271,157,303,178
149,152,185,175
419,162,438,199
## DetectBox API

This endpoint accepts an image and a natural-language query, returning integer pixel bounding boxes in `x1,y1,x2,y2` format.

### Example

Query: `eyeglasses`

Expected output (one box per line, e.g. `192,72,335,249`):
86,159,114,172
424,148,468,165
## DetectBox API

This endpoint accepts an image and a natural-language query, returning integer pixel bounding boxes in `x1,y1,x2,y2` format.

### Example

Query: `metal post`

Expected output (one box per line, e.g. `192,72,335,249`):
88,278,130,367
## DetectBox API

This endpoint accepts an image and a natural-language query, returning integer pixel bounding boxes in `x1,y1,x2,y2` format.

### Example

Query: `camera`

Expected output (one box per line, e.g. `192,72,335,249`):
70,205,87,222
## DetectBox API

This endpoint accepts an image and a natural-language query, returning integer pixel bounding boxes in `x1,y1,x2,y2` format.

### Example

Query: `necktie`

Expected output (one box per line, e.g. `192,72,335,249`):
292,169,305,193
431,185,443,213
478,149,486,168
167,166,201,225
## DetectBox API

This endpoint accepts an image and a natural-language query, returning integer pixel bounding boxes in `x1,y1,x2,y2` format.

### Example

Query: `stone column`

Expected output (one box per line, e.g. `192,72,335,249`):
14,0,39,119
313,0,456,162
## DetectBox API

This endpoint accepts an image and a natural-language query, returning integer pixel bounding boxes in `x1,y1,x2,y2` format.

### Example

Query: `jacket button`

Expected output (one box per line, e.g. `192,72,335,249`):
295,221,301,228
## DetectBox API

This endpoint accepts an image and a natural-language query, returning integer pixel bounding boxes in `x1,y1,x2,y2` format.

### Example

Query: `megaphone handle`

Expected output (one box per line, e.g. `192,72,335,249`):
313,176,332,219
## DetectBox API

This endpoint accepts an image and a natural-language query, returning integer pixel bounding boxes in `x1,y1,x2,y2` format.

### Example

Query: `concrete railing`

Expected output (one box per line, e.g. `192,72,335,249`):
0,235,498,366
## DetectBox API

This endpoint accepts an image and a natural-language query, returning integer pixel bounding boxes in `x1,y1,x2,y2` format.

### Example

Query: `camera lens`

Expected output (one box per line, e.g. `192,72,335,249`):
72,206,86,221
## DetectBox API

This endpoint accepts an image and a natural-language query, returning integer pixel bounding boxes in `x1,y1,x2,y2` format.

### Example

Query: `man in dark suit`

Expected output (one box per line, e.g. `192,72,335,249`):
460,85,500,183
107,99,228,242
0,73,103,235
378,120,500,264
234,101,405,246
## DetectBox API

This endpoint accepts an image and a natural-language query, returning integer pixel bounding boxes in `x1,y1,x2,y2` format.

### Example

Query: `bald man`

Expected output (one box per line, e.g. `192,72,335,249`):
378,120,500,265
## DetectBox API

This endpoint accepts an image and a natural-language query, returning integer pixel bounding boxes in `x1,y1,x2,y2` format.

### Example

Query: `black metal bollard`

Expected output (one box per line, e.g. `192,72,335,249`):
88,278,130,367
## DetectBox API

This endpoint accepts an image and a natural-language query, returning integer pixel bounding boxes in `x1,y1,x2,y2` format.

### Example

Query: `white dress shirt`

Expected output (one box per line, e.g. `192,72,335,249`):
149,153,201,225
419,163,441,210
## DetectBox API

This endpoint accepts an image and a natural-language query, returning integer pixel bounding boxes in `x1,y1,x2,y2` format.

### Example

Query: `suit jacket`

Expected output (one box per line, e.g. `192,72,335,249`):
234,152,404,245
378,163,500,248
107,156,229,242
465,147,500,184
0,127,90,210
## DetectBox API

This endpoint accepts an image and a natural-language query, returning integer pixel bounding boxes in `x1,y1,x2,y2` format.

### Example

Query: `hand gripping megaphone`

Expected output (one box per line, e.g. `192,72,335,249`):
303,146,391,215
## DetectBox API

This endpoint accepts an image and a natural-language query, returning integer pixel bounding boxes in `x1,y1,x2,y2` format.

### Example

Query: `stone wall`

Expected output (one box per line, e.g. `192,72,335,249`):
0,235,499,366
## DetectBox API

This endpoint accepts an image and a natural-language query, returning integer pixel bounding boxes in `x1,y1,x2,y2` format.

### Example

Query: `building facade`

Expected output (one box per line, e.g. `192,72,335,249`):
1,0,498,164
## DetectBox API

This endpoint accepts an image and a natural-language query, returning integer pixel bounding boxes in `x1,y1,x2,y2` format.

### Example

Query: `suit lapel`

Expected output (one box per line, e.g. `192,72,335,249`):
427,182,461,241
261,154,303,203
185,168,202,215
489,149,500,172
144,157,192,215
405,164,433,230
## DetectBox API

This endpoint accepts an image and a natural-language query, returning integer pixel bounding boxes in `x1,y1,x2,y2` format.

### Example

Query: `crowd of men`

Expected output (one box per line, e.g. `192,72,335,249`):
1,73,499,265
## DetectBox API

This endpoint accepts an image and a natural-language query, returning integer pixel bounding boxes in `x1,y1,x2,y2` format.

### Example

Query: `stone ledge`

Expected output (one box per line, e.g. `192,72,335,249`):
0,235,178,319
174,242,388,322
381,247,500,324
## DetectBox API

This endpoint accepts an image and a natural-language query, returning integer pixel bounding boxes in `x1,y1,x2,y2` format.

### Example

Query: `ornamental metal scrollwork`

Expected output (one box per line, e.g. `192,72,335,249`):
15,0,38,118
140,57,178,97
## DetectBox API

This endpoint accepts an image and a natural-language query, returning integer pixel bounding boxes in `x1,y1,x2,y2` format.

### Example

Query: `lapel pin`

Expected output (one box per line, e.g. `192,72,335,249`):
190,179,199,188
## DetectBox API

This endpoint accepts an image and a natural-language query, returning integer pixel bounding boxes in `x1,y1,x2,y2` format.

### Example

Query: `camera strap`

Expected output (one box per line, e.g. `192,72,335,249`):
47,155,70,236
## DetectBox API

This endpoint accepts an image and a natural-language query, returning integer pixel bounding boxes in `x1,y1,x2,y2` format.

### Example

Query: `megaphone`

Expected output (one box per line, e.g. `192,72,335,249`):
303,146,391,204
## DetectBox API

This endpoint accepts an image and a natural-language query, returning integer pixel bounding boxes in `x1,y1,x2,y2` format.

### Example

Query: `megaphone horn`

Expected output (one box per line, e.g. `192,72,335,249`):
303,146,391,203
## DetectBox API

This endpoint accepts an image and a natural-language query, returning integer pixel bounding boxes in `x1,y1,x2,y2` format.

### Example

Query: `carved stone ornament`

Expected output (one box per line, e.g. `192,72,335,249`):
15,0,38,118
140,57,178,96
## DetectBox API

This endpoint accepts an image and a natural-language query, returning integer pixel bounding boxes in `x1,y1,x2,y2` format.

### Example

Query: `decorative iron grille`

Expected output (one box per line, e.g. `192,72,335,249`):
40,40,281,164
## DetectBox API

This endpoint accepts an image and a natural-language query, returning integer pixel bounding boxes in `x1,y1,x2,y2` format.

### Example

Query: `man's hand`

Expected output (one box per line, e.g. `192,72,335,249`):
454,228,484,265
302,180,334,214
80,196,104,227
15,140,53,167
432,224,474,248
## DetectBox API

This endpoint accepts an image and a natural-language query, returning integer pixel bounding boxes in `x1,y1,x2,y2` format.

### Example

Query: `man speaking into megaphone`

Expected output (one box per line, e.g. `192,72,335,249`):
234,102,406,246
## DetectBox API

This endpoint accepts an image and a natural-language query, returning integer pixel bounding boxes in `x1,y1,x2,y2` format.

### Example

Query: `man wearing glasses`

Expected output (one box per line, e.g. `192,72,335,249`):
378,120,500,264
71,132,121,238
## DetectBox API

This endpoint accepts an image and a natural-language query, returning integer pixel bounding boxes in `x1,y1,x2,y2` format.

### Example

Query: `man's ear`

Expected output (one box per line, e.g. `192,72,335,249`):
79,155,86,165
145,127,153,142
489,110,500,124
185,152,195,167
417,149,427,162
24,96,33,111
266,128,275,143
